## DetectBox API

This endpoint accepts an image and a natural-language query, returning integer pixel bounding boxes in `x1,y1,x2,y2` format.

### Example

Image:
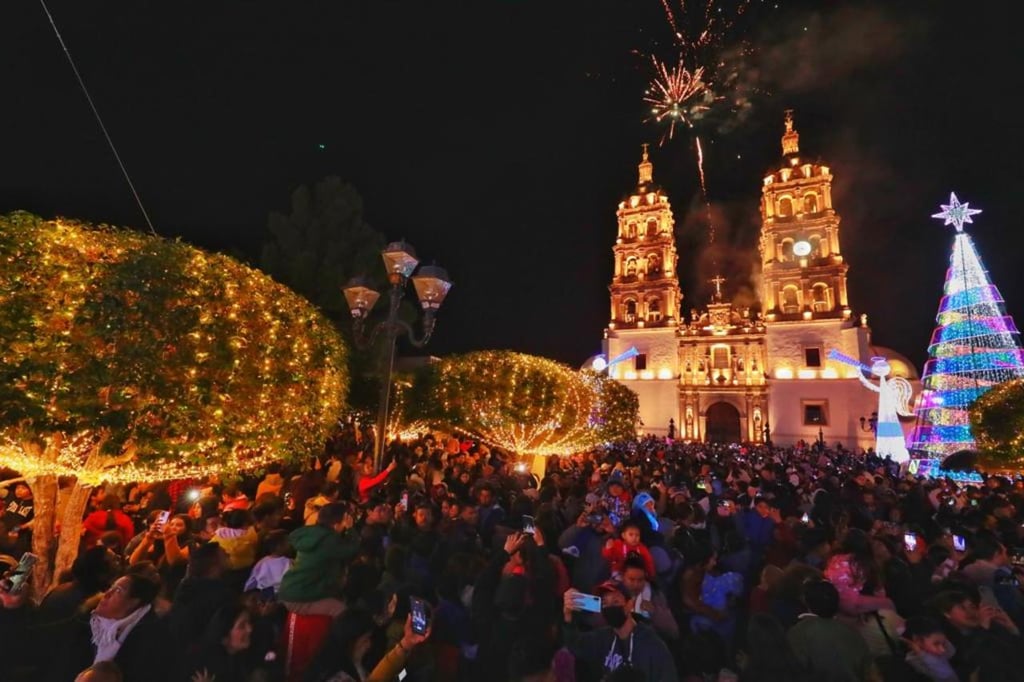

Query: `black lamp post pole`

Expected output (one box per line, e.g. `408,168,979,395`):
373,279,405,473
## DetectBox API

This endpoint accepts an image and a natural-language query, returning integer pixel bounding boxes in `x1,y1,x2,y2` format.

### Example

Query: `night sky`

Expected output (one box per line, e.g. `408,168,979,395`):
2,1,1021,370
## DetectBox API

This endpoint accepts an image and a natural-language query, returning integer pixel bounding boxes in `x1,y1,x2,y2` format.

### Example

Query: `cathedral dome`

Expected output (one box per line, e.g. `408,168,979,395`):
870,345,919,379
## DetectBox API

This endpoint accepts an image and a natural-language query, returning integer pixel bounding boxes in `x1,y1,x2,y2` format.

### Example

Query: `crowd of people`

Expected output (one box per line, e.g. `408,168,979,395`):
4,427,1024,682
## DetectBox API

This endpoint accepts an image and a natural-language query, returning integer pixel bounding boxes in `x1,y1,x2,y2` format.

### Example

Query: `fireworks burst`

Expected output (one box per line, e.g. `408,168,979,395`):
643,0,769,251
644,56,710,141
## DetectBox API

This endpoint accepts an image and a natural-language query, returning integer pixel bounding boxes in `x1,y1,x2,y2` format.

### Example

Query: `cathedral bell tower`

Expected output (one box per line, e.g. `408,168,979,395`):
608,145,682,329
760,110,876,448
604,146,684,437
759,111,850,321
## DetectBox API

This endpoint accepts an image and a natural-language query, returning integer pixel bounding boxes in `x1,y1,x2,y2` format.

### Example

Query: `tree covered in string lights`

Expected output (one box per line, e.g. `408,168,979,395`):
405,350,638,457
591,372,641,443
970,379,1024,471
0,212,348,594
907,194,1024,458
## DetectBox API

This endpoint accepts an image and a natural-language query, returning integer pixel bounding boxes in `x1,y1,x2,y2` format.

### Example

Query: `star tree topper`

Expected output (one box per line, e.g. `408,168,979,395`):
933,192,982,232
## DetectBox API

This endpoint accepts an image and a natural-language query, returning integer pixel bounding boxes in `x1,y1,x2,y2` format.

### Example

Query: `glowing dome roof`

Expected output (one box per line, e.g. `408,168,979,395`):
870,345,919,380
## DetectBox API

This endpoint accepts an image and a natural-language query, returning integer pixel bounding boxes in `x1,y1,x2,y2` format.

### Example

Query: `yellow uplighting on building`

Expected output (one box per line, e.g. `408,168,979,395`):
822,367,839,379
640,370,655,380
797,369,817,379
775,368,794,379
657,367,673,380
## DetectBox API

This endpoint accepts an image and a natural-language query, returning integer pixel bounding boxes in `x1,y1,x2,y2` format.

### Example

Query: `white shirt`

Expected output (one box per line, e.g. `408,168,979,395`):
245,555,293,592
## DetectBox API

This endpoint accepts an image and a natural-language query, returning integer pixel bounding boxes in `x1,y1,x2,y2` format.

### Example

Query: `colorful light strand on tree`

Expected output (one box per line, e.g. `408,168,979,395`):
908,197,1024,458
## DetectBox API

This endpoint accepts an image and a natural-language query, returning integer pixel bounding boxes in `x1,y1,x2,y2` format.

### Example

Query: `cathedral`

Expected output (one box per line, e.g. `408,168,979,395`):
601,112,920,450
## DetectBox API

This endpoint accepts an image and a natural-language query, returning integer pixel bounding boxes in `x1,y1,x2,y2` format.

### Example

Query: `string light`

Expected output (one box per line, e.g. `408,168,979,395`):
407,351,638,457
970,378,1024,471
909,199,1024,458
0,212,348,484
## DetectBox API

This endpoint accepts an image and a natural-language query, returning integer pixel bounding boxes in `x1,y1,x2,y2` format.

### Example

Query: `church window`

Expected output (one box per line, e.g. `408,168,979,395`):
624,300,637,323
646,218,659,237
712,346,730,369
778,197,793,217
647,299,662,322
626,222,637,239
625,258,638,277
804,348,822,367
803,401,829,426
782,285,799,314
780,238,794,261
809,235,822,257
646,254,661,275
803,193,819,214
811,283,831,312
634,354,647,371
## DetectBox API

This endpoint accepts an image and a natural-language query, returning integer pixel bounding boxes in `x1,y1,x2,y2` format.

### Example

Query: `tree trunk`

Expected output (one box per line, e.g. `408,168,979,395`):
28,475,57,604
53,482,92,590
25,477,92,603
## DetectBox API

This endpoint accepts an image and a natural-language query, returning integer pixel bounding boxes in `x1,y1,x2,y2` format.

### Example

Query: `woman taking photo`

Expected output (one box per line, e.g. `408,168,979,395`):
128,513,194,596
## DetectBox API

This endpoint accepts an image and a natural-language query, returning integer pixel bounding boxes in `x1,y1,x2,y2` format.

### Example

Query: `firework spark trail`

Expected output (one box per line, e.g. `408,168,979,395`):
694,135,715,246
660,0,681,38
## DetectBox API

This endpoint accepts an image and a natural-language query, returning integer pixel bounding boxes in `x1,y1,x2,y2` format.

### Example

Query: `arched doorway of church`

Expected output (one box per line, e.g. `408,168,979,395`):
705,402,741,443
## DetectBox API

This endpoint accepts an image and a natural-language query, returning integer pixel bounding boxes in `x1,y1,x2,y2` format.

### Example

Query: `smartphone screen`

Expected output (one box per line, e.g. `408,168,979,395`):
574,593,602,613
953,534,966,552
155,510,170,529
904,533,918,552
410,596,429,635
522,515,535,535
399,492,409,512
7,552,39,594
801,512,810,524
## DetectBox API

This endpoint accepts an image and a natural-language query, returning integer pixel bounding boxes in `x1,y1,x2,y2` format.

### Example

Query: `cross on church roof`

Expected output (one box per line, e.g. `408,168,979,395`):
709,274,726,301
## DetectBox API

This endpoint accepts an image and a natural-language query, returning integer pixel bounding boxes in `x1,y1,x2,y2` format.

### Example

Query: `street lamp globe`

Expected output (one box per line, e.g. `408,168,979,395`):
382,241,419,283
412,265,453,310
342,276,381,319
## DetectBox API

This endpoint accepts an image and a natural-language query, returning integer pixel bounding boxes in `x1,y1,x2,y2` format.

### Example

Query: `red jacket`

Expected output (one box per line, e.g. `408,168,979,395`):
82,509,135,548
602,538,656,578
357,468,392,503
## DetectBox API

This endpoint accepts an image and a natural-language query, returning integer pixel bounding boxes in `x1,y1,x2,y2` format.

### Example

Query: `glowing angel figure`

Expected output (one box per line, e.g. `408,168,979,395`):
829,351,914,463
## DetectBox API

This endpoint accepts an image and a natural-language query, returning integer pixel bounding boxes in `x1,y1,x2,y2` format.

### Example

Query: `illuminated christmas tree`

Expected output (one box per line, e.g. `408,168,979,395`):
908,194,1024,458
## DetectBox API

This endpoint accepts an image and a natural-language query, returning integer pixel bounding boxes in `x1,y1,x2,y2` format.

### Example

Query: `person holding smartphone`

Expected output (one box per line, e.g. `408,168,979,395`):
561,580,678,681
0,559,35,675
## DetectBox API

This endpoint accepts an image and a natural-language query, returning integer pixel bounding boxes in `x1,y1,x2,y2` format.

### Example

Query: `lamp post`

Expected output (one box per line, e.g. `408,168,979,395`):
343,241,452,472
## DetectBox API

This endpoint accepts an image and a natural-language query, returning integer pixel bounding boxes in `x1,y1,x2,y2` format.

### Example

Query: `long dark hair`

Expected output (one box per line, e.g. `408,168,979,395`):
204,603,250,649
836,528,879,590
741,613,809,681
306,608,377,681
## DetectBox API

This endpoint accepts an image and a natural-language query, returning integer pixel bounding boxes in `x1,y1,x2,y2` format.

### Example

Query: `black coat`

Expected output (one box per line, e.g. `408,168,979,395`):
47,609,171,682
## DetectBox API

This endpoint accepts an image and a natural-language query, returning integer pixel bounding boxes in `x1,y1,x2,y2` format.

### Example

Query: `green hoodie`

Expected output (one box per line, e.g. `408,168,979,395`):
278,525,359,603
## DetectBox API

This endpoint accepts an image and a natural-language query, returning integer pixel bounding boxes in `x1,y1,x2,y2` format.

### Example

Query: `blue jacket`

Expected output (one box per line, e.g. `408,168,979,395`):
737,509,775,554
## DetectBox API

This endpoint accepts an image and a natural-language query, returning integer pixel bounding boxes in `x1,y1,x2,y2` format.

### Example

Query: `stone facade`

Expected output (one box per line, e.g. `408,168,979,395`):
602,113,919,450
